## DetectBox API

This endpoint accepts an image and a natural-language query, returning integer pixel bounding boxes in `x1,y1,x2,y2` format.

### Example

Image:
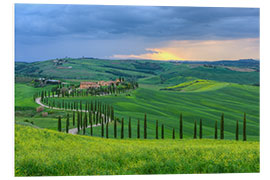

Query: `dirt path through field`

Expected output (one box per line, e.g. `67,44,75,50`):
35,97,110,134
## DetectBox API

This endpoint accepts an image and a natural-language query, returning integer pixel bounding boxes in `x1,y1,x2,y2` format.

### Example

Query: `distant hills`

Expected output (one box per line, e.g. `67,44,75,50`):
15,58,259,86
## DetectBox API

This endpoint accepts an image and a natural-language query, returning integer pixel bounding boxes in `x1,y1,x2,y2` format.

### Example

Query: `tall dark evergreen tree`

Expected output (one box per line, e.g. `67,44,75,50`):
137,119,140,139
72,111,75,126
66,113,69,133
106,122,109,138
199,119,203,139
58,116,62,132
236,120,239,141
101,118,104,138
215,120,218,139
83,114,86,135
156,120,159,139
114,118,117,138
121,118,124,139
161,124,164,139
85,112,88,128
180,113,183,139
193,120,197,139
144,113,147,139
80,111,83,129
77,111,80,134
172,128,175,139
220,113,224,139
89,111,92,124
243,112,247,141
90,117,93,136
128,117,132,138
111,106,114,122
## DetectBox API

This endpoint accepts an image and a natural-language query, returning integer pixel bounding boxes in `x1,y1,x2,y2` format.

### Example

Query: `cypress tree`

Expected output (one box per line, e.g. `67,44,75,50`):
193,120,197,139
80,111,83,129
220,113,224,139
85,112,88,128
156,120,158,139
58,116,62,132
144,113,147,139
89,111,92,124
172,128,175,139
161,124,164,139
199,118,202,139
77,111,80,134
101,118,104,138
121,118,124,139
73,111,75,126
93,111,96,124
215,120,218,139
137,119,140,139
106,122,109,138
111,106,114,122
114,118,117,138
180,113,183,139
66,113,69,133
83,114,86,135
128,117,132,138
90,117,93,136
243,112,247,141
236,120,239,141
96,112,98,125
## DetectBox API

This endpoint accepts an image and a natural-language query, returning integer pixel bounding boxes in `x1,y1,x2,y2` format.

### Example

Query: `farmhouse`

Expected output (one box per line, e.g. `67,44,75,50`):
80,79,120,89
80,82,100,89
46,79,61,84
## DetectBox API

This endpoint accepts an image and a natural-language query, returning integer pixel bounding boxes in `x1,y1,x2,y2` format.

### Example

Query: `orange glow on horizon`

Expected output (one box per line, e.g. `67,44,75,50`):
111,38,259,61
112,48,184,61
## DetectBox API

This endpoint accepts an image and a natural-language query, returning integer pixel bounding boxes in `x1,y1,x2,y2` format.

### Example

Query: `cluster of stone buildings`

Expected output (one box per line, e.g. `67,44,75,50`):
80,79,120,89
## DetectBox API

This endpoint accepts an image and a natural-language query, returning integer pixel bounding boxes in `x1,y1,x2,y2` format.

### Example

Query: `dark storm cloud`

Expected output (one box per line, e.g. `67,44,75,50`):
15,4,259,42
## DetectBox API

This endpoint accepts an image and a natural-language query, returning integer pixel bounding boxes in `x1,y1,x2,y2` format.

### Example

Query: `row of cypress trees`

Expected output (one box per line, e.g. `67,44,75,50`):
57,112,247,141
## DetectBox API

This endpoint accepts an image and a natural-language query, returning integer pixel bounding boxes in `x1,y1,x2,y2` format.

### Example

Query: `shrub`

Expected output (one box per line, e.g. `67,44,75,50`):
42,112,48,117
36,106,44,112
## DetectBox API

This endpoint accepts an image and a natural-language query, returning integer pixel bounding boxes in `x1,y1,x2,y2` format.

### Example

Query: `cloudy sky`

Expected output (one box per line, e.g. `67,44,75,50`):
15,4,260,62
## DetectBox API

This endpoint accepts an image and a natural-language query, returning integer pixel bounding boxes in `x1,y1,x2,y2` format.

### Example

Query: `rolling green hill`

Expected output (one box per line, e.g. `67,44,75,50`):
15,58,259,85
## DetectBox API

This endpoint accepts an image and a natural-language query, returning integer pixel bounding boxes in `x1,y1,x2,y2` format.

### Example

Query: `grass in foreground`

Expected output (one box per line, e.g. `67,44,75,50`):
15,125,259,176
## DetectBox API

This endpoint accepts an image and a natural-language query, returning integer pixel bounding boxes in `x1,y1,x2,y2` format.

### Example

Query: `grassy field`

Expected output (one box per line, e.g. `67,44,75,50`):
15,124,259,176
45,82,259,140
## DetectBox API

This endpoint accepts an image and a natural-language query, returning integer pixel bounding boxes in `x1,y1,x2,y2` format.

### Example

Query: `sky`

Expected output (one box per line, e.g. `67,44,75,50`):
15,4,260,62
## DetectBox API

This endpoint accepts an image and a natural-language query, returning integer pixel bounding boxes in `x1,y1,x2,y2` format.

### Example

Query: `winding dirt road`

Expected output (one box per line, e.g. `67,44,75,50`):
35,97,111,134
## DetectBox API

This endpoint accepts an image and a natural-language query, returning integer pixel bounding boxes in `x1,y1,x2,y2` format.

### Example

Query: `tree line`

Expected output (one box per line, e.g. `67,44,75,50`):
58,112,248,141
33,78,139,100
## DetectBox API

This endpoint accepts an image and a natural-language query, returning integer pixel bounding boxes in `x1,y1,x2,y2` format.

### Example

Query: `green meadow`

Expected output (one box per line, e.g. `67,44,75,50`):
15,125,259,176
48,82,259,140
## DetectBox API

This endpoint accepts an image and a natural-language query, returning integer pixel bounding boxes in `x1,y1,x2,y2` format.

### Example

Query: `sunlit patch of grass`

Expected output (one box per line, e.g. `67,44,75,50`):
164,79,229,92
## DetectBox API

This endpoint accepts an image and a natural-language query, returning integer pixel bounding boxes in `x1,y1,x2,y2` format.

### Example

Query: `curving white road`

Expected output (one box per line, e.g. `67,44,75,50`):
35,97,111,134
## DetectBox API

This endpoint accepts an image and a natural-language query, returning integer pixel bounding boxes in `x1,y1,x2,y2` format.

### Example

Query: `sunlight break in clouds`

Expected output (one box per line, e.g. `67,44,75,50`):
112,48,184,61
111,38,259,61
